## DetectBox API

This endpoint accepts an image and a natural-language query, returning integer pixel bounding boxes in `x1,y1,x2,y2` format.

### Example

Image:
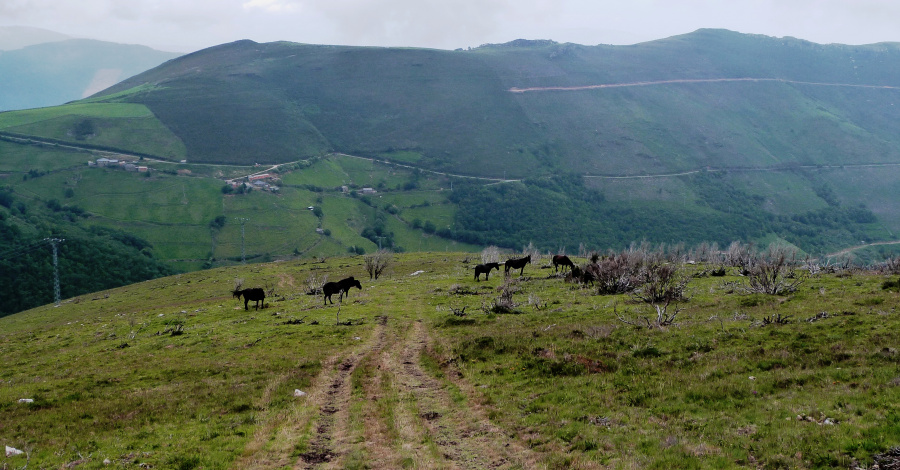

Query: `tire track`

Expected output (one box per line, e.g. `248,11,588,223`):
381,319,543,470
295,316,390,469
233,316,387,469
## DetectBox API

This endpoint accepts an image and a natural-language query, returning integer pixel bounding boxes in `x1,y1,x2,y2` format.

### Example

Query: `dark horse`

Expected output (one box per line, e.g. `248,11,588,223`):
552,255,575,273
233,287,265,310
504,255,531,276
474,262,500,281
322,276,363,305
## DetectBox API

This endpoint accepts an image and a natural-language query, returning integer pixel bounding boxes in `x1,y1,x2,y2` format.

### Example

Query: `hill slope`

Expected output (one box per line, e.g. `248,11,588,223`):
0,39,181,111
85,29,900,176
2,29,900,269
1,253,899,468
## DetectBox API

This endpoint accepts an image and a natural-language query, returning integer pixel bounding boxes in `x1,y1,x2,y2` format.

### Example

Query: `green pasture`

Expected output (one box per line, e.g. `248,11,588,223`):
0,103,154,129
2,252,899,468
0,140,91,173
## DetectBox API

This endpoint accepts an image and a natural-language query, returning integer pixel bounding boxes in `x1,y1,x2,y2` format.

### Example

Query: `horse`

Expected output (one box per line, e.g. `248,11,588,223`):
322,276,363,305
552,255,575,273
504,255,531,276
233,287,265,310
474,262,500,281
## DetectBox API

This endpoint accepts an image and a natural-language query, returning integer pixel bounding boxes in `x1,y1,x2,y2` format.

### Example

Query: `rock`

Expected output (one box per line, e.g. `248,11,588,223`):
294,389,307,397
17,398,33,403
5,446,24,457
104,458,112,465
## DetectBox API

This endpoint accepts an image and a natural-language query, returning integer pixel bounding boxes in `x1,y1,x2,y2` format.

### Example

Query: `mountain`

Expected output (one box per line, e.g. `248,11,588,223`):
87,29,900,176
0,38,181,111
1,29,899,273
0,25,71,50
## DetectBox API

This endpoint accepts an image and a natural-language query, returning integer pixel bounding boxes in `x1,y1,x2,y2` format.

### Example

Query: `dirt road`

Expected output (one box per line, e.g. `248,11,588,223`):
235,313,543,469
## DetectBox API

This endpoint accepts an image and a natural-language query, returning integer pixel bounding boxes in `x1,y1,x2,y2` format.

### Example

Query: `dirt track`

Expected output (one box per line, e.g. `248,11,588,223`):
235,313,542,469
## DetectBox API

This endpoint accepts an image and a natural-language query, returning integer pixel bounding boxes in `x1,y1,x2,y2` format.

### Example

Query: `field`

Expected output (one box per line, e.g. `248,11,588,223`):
2,252,899,469
2,141,479,273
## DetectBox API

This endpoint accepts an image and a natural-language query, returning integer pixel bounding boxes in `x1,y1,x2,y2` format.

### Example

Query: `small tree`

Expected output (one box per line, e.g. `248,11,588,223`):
364,249,392,280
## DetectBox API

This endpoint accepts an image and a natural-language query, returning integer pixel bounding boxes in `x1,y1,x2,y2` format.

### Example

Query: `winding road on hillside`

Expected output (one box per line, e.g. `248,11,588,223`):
234,312,543,469
508,77,900,93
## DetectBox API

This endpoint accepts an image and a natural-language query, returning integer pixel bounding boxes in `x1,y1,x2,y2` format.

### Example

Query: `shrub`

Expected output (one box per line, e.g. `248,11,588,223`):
745,244,805,295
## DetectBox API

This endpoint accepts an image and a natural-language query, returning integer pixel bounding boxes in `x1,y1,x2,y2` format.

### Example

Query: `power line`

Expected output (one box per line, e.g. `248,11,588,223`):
0,240,49,260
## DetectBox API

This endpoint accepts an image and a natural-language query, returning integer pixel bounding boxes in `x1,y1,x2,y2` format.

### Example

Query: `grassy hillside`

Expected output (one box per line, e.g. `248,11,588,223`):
3,29,900,276
2,252,899,468
0,39,181,112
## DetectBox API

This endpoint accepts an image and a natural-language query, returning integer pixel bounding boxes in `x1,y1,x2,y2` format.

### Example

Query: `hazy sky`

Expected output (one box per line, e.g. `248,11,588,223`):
2,0,899,53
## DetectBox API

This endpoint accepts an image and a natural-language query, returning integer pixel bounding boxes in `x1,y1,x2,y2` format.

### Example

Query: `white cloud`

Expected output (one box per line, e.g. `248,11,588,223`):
242,0,300,13
1,0,900,52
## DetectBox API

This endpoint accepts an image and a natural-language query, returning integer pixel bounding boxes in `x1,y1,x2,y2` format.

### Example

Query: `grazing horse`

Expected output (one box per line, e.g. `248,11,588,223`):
322,276,363,305
474,262,500,281
552,255,575,273
504,255,531,276
233,287,265,310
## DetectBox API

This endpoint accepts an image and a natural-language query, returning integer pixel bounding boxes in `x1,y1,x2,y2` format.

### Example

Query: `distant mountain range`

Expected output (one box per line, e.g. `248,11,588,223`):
0,27,181,111
0,26,71,50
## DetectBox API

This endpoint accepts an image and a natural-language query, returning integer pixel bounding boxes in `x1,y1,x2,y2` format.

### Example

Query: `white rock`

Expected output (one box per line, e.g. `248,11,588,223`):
104,458,112,465
5,446,24,457
17,398,33,404
410,270,425,276
294,389,307,397
748,376,756,380
158,314,164,317
353,336,361,340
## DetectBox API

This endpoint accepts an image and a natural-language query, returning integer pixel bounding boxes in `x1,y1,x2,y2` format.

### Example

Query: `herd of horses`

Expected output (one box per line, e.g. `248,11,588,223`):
474,254,575,281
233,254,580,310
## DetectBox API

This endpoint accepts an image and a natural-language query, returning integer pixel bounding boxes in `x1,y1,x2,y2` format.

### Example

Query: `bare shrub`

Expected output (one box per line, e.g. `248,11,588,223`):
481,245,500,264
615,300,683,329
690,241,720,264
593,252,641,295
304,273,327,295
745,244,805,295
725,241,754,270
632,262,690,304
364,249,392,280
665,243,686,263
522,242,541,265
875,256,900,275
484,279,519,313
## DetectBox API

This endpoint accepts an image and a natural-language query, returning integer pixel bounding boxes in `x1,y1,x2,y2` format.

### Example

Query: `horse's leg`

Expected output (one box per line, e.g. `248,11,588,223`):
244,298,249,310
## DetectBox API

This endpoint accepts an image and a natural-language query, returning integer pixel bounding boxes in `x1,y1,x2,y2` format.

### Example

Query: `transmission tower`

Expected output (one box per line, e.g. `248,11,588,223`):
45,238,64,306
235,218,249,263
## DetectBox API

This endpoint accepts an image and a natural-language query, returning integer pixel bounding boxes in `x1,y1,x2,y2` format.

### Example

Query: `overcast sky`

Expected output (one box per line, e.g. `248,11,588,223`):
2,0,899,53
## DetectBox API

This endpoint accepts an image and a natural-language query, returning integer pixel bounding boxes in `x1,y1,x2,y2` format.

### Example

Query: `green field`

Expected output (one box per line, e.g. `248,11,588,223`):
1,146,480,276
2,251,899,468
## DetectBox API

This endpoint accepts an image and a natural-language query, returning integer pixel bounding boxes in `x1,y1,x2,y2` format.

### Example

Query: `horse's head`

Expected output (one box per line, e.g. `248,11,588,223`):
352,280,362,290
232,289,243,299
